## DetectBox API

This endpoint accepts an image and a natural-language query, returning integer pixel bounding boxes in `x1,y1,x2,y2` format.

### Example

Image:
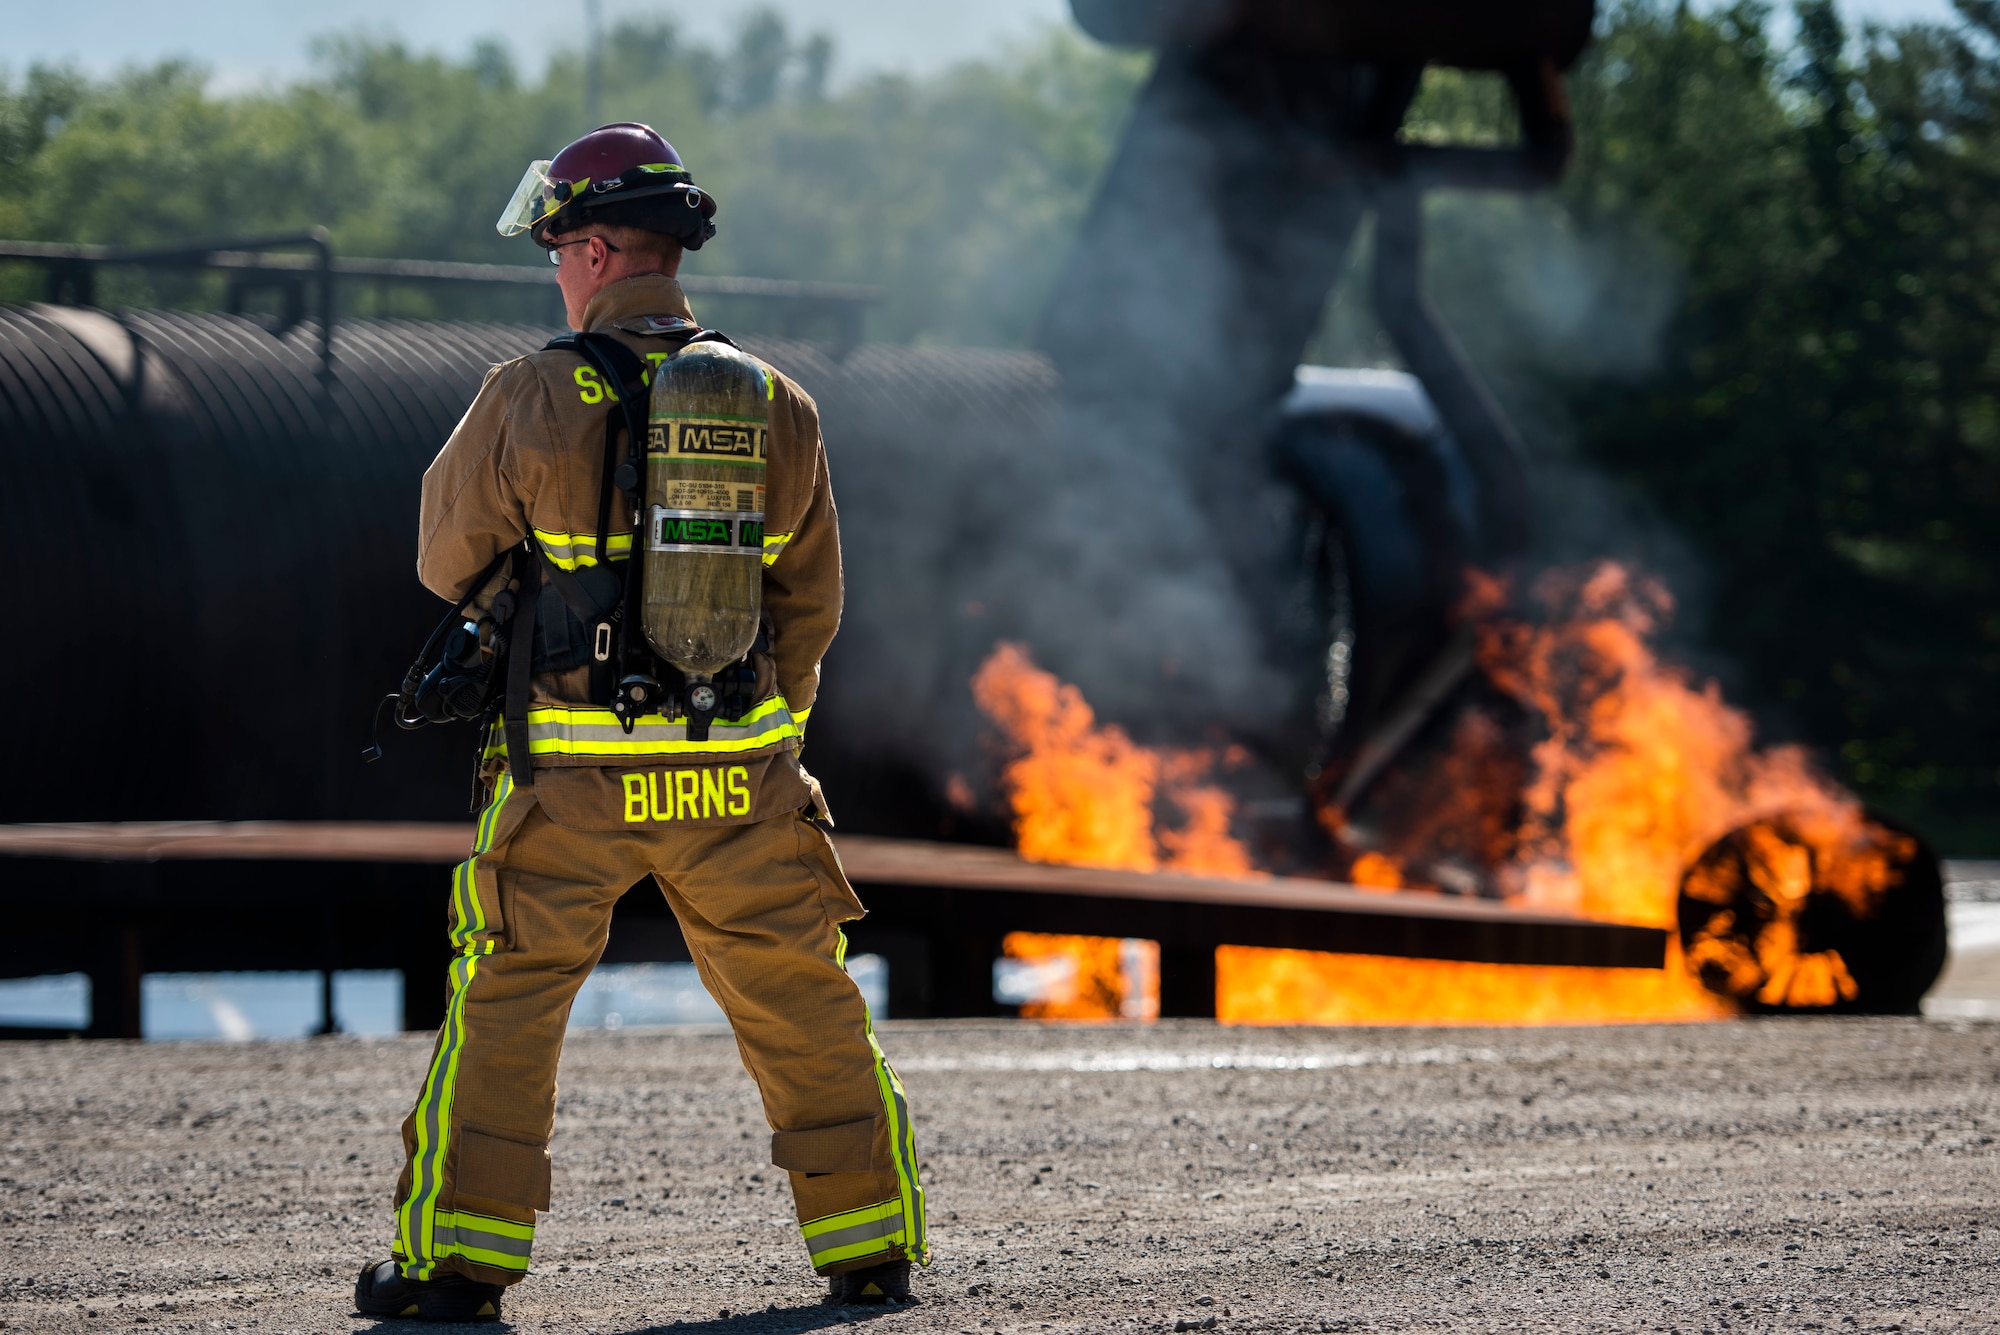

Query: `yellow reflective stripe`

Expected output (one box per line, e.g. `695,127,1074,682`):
447,771,509,955
532,527,633,570
443,1209,534,1240
789,931,928,1274
812,1231,903,1269
801,1199,902,1239
449,1243,530,1272
762,530,794,568
397,776,513,1280
399,958,481,1280
488,702,805,761
433,1209,535,1272
862,941,929,1265
523,694,802,756
491,705,803,760
802,1199,905,1268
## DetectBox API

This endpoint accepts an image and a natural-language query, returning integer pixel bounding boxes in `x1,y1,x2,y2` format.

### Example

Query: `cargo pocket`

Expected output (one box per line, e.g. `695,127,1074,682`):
796,815,865,927
457,1125,553,1212
495,869,522,954
771,1115,878,1175
453,784,536,955
449,862,515,956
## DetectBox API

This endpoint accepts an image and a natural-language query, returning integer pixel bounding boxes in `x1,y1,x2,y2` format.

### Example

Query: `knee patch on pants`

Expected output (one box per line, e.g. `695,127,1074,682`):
771,1115,877,1175
457,1125,553,1212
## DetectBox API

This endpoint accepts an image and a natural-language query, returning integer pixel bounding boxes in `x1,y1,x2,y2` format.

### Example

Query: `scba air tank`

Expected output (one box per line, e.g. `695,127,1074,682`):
642,341,770,675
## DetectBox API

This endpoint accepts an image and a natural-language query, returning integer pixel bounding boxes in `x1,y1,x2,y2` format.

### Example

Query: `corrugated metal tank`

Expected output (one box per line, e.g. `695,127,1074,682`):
0,304,1055,826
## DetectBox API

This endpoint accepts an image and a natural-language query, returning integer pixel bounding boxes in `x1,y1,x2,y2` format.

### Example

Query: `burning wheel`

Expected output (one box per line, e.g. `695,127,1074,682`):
1677,809,1946,1014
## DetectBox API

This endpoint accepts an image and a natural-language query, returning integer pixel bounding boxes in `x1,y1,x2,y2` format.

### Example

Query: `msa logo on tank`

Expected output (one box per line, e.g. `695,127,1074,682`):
648,506,763,554
645,417,766,462
622,765,753,823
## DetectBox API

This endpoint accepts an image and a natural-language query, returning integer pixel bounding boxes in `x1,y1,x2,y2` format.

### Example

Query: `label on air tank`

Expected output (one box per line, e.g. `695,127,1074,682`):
648,505,765,555
658,478,765,513
646,417,767,463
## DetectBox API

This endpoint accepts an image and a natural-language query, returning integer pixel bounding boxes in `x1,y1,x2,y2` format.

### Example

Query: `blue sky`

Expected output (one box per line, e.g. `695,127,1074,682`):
9,1,1073,90
8,0,1966,91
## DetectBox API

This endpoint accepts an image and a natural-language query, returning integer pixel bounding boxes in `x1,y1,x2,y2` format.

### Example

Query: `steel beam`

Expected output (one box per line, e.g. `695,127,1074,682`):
0,823,1667,1029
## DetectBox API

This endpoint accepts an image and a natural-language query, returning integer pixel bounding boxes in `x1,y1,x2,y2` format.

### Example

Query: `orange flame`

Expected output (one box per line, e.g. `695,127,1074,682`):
1348,851,1406,891
1256,561,1892,1024
1678,809,1914,1008
971,642,1255,876
1476,563,1865,929
969,567,1896,1026
1216,941,1732,1025
1001,932,1160,1021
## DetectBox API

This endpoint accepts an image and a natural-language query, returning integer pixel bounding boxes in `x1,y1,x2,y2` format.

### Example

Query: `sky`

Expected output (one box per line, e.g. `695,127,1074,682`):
8,0,1074,90
7,0,1965,90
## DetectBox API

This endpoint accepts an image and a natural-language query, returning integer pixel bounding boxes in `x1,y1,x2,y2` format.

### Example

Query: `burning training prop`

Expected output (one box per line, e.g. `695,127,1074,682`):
1321,561,1944,1014
1679,811,1944,1013
970,642,1255,877
969,564,1944,1022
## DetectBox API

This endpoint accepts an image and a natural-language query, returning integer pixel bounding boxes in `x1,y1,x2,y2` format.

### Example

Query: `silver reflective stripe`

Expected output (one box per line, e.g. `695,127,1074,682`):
648,504,762,556
809,1209,904,1257
527,703,798,751
439,1222,533,1260
533,529,632,570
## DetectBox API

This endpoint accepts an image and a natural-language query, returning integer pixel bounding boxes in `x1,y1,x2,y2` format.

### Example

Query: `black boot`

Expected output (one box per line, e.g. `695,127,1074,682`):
825,1259,912,1304
353,1259,504,1322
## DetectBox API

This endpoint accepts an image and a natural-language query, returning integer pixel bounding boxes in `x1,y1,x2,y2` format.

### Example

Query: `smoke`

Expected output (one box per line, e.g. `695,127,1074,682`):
796,337,1300,813
1306,193,1706,630
790,68,1708,837
1417,196,1719,649
789,85,1396,831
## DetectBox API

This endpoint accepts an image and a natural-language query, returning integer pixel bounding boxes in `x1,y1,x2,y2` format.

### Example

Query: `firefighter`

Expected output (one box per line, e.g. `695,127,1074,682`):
354,122,927,1322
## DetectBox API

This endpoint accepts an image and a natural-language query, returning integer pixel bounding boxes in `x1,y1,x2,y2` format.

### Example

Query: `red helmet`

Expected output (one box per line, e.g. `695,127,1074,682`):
497,122,718,250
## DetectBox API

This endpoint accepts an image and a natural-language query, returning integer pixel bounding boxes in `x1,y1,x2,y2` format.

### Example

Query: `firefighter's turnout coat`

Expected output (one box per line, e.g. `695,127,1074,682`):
420,273,835,825
390,275,926,1289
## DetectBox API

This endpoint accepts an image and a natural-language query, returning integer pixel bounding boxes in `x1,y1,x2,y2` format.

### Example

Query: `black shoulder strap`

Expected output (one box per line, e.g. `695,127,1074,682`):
543,329,681,572
537,543,608,622
502,544,539,787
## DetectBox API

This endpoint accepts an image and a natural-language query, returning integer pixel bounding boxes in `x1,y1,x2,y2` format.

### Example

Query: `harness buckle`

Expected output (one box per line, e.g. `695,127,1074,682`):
593,622,613,662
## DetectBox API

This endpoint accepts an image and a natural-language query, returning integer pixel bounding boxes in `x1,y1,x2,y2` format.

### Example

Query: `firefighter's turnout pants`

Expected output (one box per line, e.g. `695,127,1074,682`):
390,773,927,1286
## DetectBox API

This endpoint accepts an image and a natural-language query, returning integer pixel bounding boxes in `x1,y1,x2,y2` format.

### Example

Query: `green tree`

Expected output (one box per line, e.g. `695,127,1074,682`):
1547,0,2000,847
0,12,1143,343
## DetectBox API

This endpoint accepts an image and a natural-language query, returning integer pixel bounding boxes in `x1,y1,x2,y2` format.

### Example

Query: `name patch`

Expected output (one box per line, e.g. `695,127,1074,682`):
622,765,753,822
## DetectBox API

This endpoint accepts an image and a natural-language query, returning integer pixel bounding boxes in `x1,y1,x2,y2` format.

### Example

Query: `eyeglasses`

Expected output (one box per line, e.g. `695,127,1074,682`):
545,235,622,266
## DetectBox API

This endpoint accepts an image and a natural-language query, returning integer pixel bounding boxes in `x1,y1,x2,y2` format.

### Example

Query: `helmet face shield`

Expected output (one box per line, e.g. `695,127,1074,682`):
496,160,571,237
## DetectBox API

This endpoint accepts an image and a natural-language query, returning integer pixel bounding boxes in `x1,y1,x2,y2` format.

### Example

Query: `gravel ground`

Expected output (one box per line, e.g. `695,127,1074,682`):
2,1017,1996,1334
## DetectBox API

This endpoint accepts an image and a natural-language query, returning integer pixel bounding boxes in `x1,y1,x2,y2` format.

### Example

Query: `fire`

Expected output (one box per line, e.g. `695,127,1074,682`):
970,642,1255,875
1266,561,1896,1022
1678,809,1917,1009
1469,564,1870,929
1347,851,1406,891
998,932,1160,1021
970,566,1903,1025
1215,942,1733,1025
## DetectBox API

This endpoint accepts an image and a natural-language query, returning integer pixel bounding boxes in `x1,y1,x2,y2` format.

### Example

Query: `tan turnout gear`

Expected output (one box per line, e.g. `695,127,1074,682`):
419,273,840,816
390,274,926,1287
